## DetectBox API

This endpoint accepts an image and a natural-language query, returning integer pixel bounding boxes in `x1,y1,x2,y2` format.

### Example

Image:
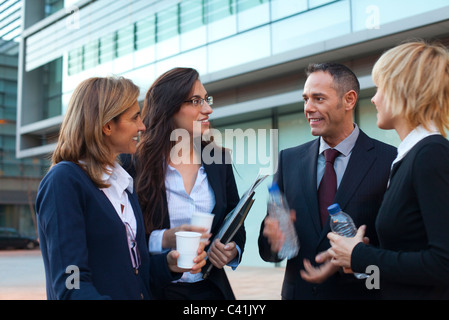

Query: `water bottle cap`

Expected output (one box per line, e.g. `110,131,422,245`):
268,182,280,193
327,203,341,215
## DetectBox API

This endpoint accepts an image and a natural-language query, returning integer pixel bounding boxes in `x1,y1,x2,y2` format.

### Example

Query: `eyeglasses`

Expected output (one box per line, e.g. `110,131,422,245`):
124,222,141,272
184,96,213,107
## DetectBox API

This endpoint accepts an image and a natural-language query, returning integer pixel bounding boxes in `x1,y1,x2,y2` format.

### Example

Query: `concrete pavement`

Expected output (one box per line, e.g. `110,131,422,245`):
0,250,46,300
225,265,284,300
0,250,285,300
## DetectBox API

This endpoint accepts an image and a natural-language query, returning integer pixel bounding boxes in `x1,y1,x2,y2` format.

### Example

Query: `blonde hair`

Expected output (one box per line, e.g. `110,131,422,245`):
52,76,140,188
372,40,449,137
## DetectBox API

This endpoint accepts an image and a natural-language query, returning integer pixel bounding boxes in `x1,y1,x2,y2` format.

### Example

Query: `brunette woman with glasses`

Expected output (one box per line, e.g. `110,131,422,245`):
36,76,206,300
128,67,246,300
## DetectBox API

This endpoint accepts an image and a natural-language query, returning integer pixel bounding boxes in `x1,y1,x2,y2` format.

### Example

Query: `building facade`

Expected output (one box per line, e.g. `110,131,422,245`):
1,0,47,238
16,0,449,266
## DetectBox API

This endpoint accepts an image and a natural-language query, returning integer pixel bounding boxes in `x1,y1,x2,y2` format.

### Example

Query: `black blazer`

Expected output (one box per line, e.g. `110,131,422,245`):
258,129,397,299
122,149,245,300
351,135,449,299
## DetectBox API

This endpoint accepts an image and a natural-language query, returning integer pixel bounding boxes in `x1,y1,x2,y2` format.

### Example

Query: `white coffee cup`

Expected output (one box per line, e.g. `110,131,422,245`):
175,231,202,268
190,212,215,242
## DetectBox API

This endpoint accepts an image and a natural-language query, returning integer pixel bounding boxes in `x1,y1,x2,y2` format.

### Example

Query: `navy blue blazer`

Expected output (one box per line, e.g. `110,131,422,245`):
36,161,180,300
259,129,397,299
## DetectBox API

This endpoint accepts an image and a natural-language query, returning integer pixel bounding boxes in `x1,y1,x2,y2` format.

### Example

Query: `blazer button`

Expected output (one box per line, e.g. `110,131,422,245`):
135,269,139,275
140,293,144,300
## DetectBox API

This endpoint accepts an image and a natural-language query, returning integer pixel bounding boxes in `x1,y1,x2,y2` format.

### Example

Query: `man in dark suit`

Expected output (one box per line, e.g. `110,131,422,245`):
258,63,397,299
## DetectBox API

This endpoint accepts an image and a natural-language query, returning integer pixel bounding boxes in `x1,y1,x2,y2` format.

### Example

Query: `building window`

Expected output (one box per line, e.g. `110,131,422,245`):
42,58,62,119
156,5,179,42
205,0,234,24
180,0,205,33
117,25,135,58
83,40,99,70
135,16,156,50
68,47,83,76
237,0,267,12
99,33,116,64
65,0,273,76
308,0,338,9
44,0,64,17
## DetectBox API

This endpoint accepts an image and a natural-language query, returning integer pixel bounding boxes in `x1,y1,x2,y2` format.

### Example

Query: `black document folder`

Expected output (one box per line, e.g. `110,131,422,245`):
202,173,268,279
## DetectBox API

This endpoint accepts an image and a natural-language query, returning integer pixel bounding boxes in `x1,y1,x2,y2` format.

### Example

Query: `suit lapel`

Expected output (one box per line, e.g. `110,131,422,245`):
387,161,401,189
335,130,375,208
298,139,322,235
202,159,224,231
127,190,144,238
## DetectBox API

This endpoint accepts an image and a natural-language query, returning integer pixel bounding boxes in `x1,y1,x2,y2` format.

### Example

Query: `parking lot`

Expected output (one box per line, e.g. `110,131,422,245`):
0,249,284,300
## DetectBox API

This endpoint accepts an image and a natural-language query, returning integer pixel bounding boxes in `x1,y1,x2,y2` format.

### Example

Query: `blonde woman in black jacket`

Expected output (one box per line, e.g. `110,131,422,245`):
327,40,449,299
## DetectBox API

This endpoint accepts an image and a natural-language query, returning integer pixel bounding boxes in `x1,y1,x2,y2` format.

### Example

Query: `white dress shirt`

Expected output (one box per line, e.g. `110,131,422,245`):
317,124,360,189
100,162,137,236
149,164,215,282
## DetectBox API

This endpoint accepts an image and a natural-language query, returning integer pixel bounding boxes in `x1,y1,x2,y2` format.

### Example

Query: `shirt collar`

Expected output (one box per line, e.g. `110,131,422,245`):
101,161,134,194
319,123,360,157
393,124,440,167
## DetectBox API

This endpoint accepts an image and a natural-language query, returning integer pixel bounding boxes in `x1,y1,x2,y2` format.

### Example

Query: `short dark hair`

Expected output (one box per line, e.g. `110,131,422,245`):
306,63,360,98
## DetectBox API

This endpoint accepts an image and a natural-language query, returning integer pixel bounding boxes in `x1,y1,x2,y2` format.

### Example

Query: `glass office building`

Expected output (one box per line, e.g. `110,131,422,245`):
16,0,449,266
1,0,47,237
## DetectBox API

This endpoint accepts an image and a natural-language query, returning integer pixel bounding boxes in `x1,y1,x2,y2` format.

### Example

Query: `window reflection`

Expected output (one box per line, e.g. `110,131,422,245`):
180,0,206,51
237,0,270,32
99,34,115,64
309,0,338,9
208,26,270,73
60,0,449,97
205,0,234,24
272,1,350,55
117,25,134,58
135,17,156,50
351,0,449,32
156,6,179,42
270,0,307,20
43,58,63,119
180,0,204,33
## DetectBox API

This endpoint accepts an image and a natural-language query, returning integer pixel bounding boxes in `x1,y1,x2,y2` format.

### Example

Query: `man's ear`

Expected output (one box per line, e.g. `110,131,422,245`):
343,90,358,111
102,121,113,136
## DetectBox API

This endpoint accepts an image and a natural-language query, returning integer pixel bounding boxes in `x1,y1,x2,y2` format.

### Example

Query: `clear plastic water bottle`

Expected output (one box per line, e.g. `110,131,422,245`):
267,183,299,259
328,203,368,279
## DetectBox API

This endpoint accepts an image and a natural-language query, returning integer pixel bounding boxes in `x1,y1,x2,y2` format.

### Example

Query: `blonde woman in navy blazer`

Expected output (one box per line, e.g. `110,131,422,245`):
36,77,206,300
328,41,449,299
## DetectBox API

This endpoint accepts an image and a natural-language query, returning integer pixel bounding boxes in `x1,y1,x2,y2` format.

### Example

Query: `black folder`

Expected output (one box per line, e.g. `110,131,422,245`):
202,173,268,279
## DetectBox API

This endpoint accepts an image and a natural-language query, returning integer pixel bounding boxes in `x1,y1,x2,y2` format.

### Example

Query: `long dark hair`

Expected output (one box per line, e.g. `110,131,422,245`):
135,67,199,233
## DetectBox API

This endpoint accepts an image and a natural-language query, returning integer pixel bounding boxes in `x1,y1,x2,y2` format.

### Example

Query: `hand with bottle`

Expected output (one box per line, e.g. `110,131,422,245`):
301,204,370,283
264,183,300,260
262,209,297,254
327,225,367,269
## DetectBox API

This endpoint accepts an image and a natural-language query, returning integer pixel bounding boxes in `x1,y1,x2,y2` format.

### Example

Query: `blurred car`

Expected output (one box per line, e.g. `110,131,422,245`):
0,227,39,250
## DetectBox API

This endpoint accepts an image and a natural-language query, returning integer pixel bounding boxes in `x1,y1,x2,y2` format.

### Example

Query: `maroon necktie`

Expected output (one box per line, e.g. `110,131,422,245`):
318,148,340,227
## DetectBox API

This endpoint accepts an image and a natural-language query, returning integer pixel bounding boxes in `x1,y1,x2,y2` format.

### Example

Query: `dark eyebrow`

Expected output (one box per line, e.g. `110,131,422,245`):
303,92,326,98
188,94,209,100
